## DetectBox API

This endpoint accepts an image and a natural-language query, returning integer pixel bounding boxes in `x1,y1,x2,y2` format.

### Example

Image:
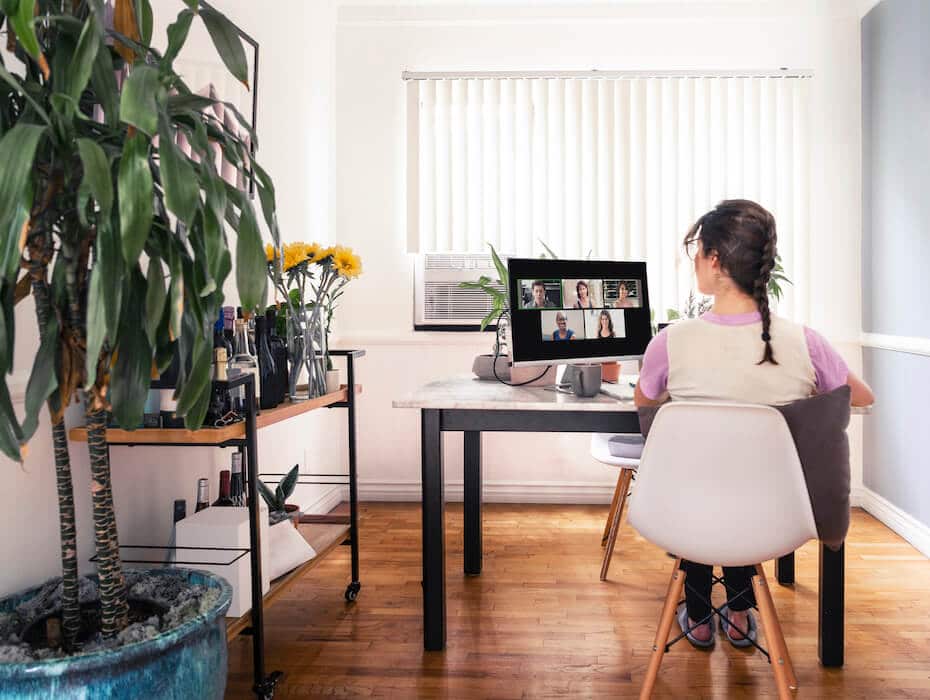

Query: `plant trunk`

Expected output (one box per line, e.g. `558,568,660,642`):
30,274,81,649
86,408,129,637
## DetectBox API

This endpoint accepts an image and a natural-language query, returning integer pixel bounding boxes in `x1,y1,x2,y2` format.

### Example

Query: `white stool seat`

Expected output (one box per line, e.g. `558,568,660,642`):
590,433,642,468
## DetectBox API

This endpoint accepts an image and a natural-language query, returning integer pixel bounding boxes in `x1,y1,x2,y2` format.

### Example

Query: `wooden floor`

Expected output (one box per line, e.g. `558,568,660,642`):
226,505,930,699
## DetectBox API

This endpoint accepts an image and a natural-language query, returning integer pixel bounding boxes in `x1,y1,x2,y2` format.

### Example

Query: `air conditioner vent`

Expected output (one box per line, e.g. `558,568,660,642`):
414,253,510,330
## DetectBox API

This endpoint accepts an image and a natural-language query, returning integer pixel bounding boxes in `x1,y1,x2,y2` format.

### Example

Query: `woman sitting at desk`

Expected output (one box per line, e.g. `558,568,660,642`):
551,312,576,341
634,199,874,649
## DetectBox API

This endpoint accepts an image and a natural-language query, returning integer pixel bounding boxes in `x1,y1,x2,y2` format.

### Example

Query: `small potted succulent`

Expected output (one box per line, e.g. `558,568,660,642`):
258,464,300,527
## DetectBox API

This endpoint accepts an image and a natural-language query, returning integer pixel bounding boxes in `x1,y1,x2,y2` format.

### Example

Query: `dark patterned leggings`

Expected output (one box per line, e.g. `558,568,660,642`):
679,560,757,621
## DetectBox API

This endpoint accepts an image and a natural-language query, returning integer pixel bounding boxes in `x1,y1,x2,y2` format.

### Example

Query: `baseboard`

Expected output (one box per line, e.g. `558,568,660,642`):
854,486,930,559
359,480,616,504
291,484,348,515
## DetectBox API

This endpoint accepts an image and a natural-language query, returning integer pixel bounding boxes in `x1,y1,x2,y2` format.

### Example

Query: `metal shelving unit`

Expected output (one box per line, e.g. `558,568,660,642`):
69,349,365,699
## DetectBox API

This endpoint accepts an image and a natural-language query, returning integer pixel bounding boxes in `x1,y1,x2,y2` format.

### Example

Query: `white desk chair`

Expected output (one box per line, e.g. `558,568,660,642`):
627,402,818,700
590,433,642,581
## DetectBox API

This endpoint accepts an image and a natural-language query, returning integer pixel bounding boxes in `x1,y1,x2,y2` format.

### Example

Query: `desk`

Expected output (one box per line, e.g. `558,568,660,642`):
394,376,849,668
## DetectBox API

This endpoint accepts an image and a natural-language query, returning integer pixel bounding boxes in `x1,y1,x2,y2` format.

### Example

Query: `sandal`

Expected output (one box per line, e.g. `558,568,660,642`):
719,605,758,648
676,603,715,649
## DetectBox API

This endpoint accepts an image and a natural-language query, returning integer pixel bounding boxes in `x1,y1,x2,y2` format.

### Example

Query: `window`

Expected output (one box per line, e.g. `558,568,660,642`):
406,72,811,320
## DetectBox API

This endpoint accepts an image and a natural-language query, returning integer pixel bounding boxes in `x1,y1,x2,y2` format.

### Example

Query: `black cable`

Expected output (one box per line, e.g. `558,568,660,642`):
491,309,552,387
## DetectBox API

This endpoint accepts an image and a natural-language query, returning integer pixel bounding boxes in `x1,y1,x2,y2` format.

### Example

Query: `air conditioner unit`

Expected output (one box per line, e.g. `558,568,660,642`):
414,253,509,331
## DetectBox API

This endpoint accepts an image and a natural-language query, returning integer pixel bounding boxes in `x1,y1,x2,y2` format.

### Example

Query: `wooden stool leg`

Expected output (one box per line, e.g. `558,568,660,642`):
754,564,798,689
751,569,795,700
600,469,633,581
640,560,685,700
601,471,625,546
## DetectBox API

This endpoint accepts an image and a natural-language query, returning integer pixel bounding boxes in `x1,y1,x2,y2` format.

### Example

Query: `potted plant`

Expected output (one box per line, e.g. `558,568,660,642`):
257,464,300,527
0,0,278,696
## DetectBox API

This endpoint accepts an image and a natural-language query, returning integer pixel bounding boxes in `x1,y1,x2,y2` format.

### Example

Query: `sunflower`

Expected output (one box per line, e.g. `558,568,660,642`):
265,244,279,263
332,246,363,279
282,241,310,271
305,241,326,264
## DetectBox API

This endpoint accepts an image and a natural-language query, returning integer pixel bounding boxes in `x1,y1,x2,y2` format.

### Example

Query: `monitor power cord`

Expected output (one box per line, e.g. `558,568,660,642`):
492,309,552,387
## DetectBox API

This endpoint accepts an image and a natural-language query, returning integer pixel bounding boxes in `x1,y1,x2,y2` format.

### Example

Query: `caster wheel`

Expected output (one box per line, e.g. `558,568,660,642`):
345,582,361,602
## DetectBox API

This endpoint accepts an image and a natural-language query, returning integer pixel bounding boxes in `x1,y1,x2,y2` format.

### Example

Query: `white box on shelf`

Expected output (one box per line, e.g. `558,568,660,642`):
174,504,270,618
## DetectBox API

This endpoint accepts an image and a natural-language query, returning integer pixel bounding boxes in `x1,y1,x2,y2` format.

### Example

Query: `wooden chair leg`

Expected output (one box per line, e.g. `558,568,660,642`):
751,568,795,700
640,560,685,700
600,469,633,581
754,564,798,689
601,471,625,546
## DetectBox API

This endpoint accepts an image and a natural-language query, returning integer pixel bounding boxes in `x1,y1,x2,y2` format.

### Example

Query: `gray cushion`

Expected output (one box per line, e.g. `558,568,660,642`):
608,434,645,459
637,385,852,550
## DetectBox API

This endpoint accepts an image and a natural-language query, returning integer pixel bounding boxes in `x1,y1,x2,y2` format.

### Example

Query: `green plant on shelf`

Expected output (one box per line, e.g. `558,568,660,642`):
258,464,299,524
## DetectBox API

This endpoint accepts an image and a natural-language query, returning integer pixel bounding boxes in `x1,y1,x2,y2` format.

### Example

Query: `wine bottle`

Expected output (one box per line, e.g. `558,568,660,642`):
213,309,233,358
213,470,235,507
205,348,231,425
255,316,278,409
195,478,210,512
266,308,289,405
173,499,187,523
223,306,236,350
230,318,261,408
230,453,244,506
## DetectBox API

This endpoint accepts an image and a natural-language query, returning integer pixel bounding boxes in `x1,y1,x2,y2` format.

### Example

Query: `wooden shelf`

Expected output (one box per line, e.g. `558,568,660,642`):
68,385,362,445
225,521,350,641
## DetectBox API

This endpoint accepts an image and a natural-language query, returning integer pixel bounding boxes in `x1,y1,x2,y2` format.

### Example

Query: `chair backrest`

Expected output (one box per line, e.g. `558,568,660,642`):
627,401,818,567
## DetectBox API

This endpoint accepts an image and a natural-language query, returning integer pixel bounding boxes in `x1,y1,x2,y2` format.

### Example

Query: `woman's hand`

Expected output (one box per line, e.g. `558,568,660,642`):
634,382,667,407
847,371,875,407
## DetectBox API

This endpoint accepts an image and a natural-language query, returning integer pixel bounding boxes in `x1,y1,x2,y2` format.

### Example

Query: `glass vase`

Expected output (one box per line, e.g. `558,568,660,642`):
305,308,328,398
285,306,307,402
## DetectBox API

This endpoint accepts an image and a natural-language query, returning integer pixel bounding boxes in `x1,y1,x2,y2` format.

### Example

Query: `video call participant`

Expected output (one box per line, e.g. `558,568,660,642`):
527,280,556,309
613,282,638,309
596,310,615,338
573,280,595,309
552,312,576,341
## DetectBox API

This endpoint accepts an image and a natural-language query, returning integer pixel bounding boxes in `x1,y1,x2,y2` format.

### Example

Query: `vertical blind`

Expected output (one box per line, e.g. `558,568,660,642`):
406,73,811,320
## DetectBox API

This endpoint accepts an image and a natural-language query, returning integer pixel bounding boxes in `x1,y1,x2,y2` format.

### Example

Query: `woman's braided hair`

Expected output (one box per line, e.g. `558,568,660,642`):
682,199,779,365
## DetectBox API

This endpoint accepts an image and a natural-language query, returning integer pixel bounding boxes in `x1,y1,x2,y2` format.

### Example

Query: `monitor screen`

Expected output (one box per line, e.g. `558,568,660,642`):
507,258,652,366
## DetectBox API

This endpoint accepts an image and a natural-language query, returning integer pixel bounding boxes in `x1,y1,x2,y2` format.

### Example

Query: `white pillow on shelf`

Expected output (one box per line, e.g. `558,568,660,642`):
267,520,316,581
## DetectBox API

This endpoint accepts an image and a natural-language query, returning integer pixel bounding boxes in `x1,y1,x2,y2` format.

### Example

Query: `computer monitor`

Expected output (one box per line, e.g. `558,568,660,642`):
507,258,652,366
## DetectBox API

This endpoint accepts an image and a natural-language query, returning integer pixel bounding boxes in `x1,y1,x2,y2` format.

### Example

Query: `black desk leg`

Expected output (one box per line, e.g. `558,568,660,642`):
464,431,482,576
776,551,795,585
345,355,361,602
421,409,446,651
818,542,845,667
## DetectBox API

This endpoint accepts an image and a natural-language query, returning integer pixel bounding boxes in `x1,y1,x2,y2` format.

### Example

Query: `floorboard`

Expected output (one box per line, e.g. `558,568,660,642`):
226,505,930,699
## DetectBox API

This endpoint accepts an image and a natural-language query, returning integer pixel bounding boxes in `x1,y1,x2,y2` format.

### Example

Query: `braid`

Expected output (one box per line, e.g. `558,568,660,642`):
755,216,778,365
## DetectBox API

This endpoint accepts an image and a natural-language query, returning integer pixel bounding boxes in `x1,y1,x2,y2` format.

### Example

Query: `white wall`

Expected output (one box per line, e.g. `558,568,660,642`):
0,0,343,598
333,0,866,502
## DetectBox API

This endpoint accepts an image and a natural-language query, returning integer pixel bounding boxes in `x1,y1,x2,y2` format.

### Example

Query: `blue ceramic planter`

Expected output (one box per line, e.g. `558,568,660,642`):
0,569,232,700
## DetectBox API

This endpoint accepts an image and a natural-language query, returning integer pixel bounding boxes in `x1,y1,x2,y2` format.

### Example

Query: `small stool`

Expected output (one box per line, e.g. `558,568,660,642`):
590,433,642,581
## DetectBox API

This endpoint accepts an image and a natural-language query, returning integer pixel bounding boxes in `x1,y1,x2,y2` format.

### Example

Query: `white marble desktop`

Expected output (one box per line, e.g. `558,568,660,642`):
393,375,638,412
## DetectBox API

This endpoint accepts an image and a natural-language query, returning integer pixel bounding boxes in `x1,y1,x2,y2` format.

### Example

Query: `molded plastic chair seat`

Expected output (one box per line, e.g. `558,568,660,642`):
628,401,818,700
590,433,642,580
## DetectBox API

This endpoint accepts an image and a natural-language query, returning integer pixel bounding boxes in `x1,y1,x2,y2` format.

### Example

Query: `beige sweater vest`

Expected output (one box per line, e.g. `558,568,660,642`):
666,315,817,405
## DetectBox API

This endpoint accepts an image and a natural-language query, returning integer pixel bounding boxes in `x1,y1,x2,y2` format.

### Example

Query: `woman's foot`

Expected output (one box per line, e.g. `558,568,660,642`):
726,610,749,640
688,617,713,642
677,604,715,649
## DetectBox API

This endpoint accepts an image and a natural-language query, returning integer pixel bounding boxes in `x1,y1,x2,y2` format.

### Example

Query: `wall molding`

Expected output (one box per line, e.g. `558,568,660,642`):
861,332,930,358
293,484,348,516
359,479,615,504
854,486,930,559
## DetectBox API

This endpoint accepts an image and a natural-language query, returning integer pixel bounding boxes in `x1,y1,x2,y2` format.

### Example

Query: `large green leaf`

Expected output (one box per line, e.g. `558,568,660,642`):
77,138,113,219
199,6,249,87
97,221,123,338
0,281,15,377
21,314,59,440
85,265,106,389
135,0,153,45
167,249,183,340
117,132,153,264
144,256,166,345
174,329,210,416
0,380,24,462
0,63,51,126
157,113,198,226
279,464,299,500
110,269,151,428
62,16,100,101
235,201,265,311
90,42,119,127
488,243,508,286
119,63,160,136
0,123,45,279
5,0,43,66
163,9,194,67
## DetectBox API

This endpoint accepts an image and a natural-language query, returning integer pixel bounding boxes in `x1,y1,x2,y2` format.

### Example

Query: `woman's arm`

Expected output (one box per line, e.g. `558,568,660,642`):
847,370,874,407
634,382,667,407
